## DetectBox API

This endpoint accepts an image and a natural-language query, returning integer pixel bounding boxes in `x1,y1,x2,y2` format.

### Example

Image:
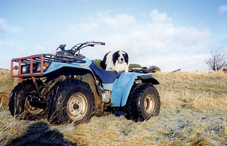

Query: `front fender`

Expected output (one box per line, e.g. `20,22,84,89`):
110,72,159,107
44,62,91,75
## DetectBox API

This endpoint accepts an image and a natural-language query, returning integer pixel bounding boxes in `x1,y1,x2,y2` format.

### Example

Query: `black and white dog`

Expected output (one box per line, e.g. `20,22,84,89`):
100,50,129,73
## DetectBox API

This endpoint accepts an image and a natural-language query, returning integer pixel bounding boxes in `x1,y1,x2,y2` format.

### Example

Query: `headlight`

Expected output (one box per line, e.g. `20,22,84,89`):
21,65,29,74
20,62,50,74
37,64,41,72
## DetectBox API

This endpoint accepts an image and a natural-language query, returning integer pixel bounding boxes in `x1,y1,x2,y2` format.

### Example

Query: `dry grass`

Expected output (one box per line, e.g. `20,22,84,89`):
0,69,19,106
0,70,226,145
153,71,227,111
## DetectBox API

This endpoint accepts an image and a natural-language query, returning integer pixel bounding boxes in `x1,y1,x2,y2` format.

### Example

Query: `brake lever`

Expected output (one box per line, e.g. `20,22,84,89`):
56,44,66,51
100,42,105,46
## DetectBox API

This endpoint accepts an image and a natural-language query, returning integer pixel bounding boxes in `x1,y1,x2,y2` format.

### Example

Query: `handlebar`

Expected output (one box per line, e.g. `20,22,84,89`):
56,41,105,56
71,41,105,52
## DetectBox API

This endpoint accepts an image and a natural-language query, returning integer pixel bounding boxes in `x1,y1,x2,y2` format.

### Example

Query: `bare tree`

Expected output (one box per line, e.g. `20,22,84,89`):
206,49,226,71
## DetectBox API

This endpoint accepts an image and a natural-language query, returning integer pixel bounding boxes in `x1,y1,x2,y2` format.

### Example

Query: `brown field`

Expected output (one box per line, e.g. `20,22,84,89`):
0,69,226,145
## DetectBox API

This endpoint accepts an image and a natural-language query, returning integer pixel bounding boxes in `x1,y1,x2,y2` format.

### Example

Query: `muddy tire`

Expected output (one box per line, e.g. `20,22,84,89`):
124,83,160,121
9,80,46,120
48,78,95,125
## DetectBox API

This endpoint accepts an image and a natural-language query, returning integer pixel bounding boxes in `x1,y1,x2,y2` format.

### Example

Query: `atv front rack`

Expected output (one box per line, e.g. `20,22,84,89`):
11,55,45,78
11,53,85,79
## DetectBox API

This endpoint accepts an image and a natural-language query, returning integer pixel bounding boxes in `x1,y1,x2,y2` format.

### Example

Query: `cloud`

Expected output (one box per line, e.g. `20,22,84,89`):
65,10,213,71
219,5,227,14
98,13,136,29
141,54,210,72
0,18,22,38
101,10,211,51
0,18,8,37
0,41,26,69
173,26,211,47
1,41,23,50
35,45,45,52
81,22,98,32
149,9,172,23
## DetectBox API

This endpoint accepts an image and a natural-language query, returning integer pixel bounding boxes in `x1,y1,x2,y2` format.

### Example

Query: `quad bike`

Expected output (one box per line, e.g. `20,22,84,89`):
10,41,161,125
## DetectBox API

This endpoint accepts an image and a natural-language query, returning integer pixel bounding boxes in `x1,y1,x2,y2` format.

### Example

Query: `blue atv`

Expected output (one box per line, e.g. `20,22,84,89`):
9,41,160,125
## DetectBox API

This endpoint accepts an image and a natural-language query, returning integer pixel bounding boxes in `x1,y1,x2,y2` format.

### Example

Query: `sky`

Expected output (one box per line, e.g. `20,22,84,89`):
0,0,226,72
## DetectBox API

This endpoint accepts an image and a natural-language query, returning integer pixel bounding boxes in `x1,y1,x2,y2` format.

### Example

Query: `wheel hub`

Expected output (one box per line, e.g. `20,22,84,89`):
73,103,79,110
144,95,155,114
67,93,88,121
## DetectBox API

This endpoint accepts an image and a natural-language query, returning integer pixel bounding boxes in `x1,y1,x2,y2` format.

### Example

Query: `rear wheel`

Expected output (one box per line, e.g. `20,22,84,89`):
8,80,46,120
48,78,95,125
124,83,160,121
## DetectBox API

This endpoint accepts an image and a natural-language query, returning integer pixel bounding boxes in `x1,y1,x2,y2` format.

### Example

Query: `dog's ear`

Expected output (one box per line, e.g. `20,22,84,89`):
113,51,120,65
100,61,106,69
124,52,129,64
100,53,108,69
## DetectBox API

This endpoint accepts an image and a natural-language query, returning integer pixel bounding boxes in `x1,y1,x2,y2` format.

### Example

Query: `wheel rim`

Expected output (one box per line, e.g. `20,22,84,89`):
25,99,43,114
67,93,88,121
24,90,43,115
144,95,155,114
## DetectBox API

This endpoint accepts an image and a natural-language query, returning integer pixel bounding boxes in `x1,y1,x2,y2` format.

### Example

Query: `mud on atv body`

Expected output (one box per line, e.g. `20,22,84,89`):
10,41,160,125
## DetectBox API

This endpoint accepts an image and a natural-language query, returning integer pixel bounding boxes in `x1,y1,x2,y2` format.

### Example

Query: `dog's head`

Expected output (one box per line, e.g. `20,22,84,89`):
113,50,129,65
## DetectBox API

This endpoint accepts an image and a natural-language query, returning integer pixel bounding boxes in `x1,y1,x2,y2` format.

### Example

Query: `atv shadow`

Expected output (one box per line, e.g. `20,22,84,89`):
113,110,125,117
5,121,76,146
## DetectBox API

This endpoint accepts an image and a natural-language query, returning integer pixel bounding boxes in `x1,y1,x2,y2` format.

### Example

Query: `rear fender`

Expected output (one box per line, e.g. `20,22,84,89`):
109,72,159,107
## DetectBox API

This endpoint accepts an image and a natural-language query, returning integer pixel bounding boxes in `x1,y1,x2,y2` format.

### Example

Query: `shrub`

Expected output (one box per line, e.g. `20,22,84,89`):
129,64,141,69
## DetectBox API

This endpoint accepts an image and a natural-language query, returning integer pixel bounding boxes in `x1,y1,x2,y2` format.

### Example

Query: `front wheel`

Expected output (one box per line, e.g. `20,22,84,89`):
48,79,95,125
8,80,46,120
124,83,161,121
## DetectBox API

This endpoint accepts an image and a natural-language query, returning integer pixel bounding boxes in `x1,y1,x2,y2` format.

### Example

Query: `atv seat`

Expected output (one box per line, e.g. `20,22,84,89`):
89,61,123,84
